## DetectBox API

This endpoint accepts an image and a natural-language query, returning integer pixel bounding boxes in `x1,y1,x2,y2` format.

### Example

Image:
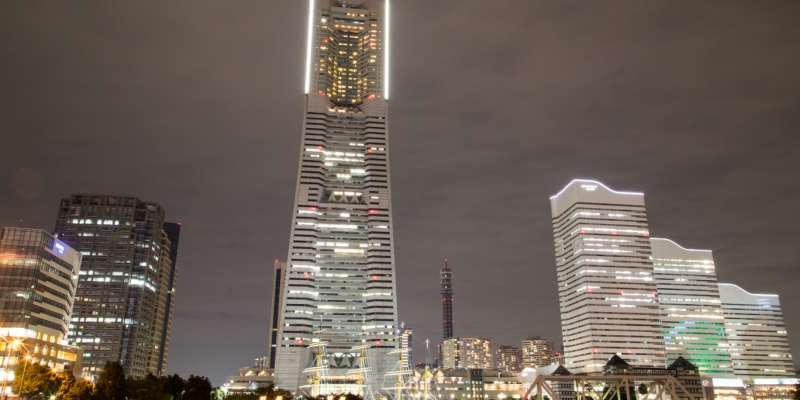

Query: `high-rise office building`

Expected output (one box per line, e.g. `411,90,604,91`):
442,338,493,370
718,284,795,378
550,180,664,373
650,238,733,376
399,325,412,370
267,260,286,369
0,227,84,379
54,194,176,378
273,0,397,392
521,337,554,369
496,345,522,372
156,222,180,376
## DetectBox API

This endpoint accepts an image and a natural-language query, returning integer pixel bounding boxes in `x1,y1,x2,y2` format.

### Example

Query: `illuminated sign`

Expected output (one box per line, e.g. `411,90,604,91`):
54,242,65,254
581,184,598,191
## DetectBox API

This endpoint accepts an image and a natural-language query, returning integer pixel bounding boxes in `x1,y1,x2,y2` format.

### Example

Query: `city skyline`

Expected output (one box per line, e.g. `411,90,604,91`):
1,0,799,385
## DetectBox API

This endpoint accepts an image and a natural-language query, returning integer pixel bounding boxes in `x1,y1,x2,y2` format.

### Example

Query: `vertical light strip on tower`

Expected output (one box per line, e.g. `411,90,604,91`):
304,0,315,94
275,0,398,393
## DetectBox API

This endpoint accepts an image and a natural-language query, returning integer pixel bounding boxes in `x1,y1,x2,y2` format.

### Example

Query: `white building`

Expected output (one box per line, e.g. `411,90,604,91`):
400,325,412,370
550,180,664,373
718,284,795,378
443,338,493,370
650,238,734,376
273,0,398,392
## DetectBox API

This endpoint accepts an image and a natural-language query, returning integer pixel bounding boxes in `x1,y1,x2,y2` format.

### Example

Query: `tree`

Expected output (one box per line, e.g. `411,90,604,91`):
94,361,126,400
126,374,168,400
12,361,58,398
183,375,212,400
62,380,94,400
638,384,648,396
792,383,800,400
57,372,77,398
159,374,186,400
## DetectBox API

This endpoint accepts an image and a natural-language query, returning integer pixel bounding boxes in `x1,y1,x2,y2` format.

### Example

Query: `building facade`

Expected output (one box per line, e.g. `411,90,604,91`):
400,325,412,370
443,338,493,370
273,0,398,392
54,194,176,378
650,238,733,376
0,227,84,381
717,284,795,378
441,261,453,340
267,260,286,370
550,180,664,373
156,222,180,375
496,345,522,372
521,337,554,369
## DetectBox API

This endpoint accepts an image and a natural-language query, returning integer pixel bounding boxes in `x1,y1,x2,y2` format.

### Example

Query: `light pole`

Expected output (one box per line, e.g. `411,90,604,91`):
17,356,31,400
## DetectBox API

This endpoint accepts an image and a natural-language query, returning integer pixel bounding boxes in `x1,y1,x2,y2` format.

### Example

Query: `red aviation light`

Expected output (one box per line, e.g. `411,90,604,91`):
369,209,378,214
643,232,650,237
373,275,379,280
317,146,323,149
310,206,318,211
303,273,309,278
580,230,586,234
297,339,303,344
612,231,618,235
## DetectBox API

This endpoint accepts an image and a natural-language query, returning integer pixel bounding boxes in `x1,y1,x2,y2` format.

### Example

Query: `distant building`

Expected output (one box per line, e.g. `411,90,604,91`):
550,180,664,372
156,222,181,376
223,364,273,393
266,260,286,369
400,325,413,370
650,238,733,376
522,337,554,369
406,368,524,400
551,350,565,366
496,345,522,372
254,356,268,369
54,194,177,378
0,227,84,381
443,337,493,370
718,284,796,378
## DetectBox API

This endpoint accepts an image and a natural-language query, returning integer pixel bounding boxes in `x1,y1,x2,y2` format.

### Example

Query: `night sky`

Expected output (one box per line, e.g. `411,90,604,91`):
2,0,799,385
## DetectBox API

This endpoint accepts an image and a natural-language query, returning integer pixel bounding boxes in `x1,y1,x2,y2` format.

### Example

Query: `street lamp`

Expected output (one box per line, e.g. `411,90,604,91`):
18,356,32,400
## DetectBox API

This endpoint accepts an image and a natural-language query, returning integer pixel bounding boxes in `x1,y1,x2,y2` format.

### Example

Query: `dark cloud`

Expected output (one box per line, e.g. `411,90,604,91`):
1,0,798,385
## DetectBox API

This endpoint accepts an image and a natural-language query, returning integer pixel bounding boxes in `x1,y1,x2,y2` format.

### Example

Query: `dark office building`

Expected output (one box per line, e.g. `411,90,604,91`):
54,194,177,379
156,222,180,375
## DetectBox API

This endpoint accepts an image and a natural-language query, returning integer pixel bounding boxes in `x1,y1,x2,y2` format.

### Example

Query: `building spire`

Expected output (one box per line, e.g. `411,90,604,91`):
440,259,453,340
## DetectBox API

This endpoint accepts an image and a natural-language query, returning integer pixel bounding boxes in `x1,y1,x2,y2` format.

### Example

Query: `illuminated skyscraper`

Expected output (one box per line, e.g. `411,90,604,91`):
718,284,795,378
273,0,397,392
650,238,733,376
496,345,522,372
550,180,664,373
54,194,176,379
442,338,493,370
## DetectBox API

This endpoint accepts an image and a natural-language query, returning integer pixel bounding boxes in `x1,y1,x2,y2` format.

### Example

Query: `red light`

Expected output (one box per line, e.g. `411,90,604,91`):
373,275,379,280
376,340,381,345
297,339,303,344
275,259,278,263
368,149,373,153
620,290,624,294
177,222,181,226
310,207,317,211
580,230,586,234
643,232,650,237
369,209,378,214
317,146,322,149
612,231,618,235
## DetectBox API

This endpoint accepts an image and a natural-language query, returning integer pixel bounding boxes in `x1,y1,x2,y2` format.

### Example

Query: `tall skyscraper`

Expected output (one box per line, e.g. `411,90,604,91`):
273,0,398,392
718,284,795,378
442,337,493,370
156,222,181,376
267,260,286,369
650,238,733,376
521,337,555,369
496,345,522,372
54,194,176,379
550,180,664,373
441,260,453,340
0,227,84,378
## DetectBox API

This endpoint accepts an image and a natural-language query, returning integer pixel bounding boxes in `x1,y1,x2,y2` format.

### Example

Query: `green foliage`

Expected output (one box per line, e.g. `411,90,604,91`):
126,374,170,400
12,361,59,397
638,384,648,396
159,374,186,400
183,375,212,400
62,380,94,400
95,361,126,400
